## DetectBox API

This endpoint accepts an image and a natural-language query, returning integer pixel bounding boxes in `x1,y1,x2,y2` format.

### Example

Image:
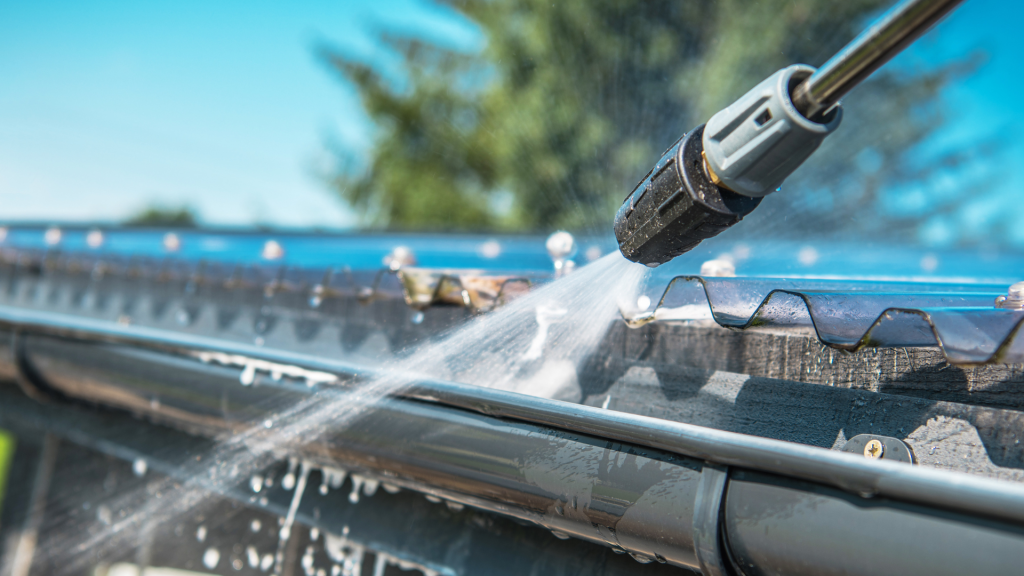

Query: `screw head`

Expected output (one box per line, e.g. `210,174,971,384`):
995,281,1024,310
261,239,285,261
383,246,417,270
700,258,736,277
864,439,884,460
546,231,577,261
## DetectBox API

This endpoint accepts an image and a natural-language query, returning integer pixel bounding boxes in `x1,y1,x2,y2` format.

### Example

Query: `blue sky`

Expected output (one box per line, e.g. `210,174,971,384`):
0,0,479,227
0,0,1021,241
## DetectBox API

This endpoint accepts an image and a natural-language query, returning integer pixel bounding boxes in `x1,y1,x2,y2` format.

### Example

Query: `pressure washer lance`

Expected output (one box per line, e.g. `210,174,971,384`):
614,0,966,267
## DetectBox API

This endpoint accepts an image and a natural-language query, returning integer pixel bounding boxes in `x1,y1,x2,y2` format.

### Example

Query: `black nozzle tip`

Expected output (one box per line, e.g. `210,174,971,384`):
614,125,761,267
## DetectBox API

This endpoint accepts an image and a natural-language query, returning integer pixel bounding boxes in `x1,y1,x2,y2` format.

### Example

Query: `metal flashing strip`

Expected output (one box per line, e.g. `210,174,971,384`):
628,275,1024,364
5,245,1024,365
0,247,543,313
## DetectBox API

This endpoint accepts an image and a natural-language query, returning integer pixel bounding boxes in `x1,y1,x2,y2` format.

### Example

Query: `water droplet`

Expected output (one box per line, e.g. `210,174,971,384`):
301,550,314,570
629,552,654,564
247,546,260,568
322,467,346,490
240,364,256,386
551,530,570,540
196,525,207,542
132,458,148,477
310,527,320,541
232,558,244,571
97,505,112,525
261,553,274,571
445,501,464,512
251,519,262,533
555,505,564,516
362,478,379,496
382,483,400,494
203,547,221,569
636,295,651,311
282,473,296,491
175,309,191,326
425,495,441,503
264,419,273,429
411,311,424,324
348,475,364,503
251,475,264,493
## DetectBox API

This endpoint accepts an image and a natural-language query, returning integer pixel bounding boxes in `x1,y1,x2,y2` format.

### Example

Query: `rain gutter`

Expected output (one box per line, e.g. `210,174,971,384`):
0,305,1022,575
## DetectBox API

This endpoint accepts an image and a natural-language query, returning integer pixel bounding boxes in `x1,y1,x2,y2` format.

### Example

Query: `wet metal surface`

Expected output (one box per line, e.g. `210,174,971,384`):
3,231,1024,365
724,470,1024,576
628,275,1024,364
0,249,1021,369
0,387,682,576
2,307,1024,528
3,310,1024,574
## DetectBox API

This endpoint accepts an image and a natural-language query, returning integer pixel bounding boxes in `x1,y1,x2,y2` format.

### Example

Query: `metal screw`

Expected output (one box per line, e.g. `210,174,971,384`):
995,281,1024,310
261,239,285,261
700,258,736,277
864,439,884,460
546,231,576,261
546,231,577,278
383,246,417,271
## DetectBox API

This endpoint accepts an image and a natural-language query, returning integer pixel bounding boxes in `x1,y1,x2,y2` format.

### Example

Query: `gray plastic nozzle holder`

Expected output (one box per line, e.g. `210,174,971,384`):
702,65,842,198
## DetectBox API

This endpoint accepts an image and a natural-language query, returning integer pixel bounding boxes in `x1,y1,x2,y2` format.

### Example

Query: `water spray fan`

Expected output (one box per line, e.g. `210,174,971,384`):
614,0,966,267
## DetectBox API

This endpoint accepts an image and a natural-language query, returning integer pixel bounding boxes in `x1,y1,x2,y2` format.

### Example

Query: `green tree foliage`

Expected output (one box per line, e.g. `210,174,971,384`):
123,205,199,228
325,0,974,237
